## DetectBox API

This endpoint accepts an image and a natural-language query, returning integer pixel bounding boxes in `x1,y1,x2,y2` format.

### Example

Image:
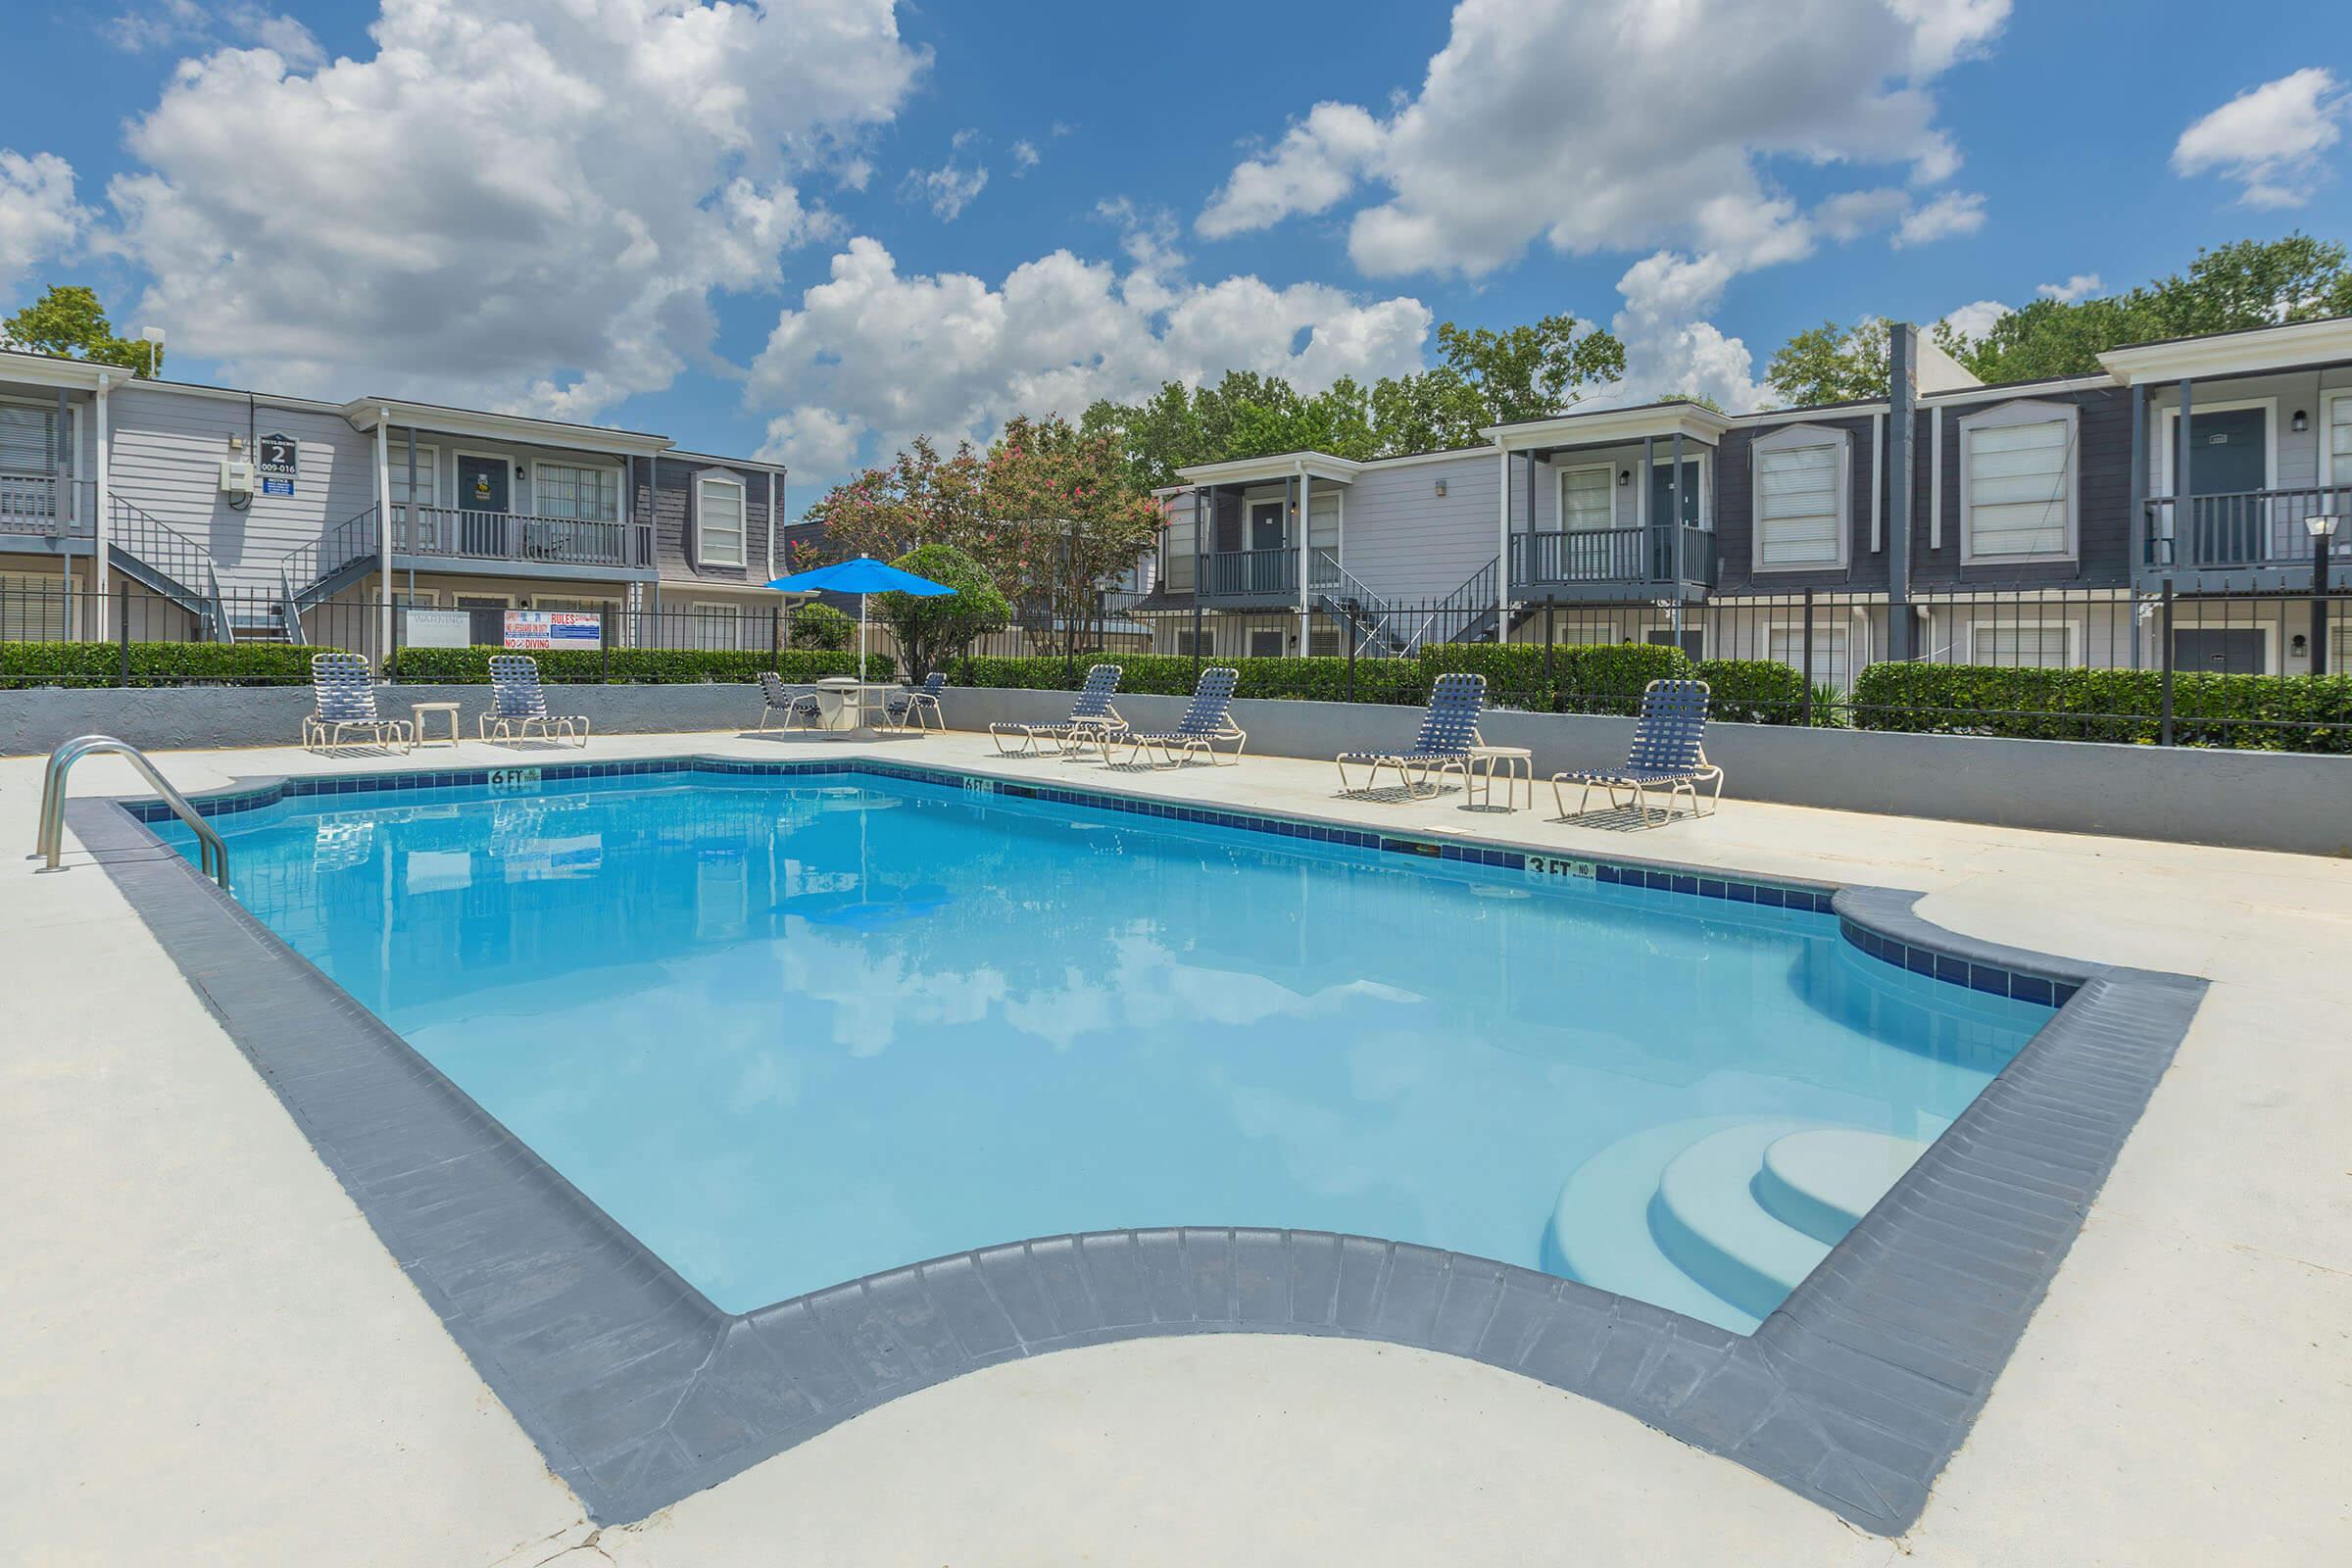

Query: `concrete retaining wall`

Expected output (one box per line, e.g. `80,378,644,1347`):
5,682,2344,856
951,687,2352,858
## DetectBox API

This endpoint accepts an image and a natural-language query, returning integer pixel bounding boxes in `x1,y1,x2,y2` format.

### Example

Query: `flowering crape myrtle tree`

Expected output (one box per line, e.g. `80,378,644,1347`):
979,415,1164,660
807,414,1163,660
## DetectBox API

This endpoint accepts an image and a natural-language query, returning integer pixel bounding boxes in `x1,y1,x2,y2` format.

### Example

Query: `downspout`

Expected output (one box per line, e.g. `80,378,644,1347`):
1494,441,1510,633
765,469,777,581
94,373,111,640
1296,459,1308,653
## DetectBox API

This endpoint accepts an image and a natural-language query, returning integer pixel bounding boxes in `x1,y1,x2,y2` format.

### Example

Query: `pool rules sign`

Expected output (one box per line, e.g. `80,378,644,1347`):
258,432,298,497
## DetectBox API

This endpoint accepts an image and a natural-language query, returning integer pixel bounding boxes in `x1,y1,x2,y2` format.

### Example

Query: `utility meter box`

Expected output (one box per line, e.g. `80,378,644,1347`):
220,456,255,499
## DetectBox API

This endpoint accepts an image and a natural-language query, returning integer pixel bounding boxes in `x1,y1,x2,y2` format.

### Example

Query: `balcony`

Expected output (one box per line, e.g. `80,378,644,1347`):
1510,524,1715,602
391,504,655,577
1200,546,1299,603
2140,484,2352,591
0,472,97,548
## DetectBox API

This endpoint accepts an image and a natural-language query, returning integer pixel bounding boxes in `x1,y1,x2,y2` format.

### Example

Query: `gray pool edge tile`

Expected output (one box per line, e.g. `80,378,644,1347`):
68,765,2207,1537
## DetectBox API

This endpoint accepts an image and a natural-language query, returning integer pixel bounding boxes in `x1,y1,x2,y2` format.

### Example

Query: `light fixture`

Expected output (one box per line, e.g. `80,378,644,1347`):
2292,633,2310,657
1618,469,1631,486
2307,514,2341,538
2292,410,2309,433
1433,478,1447,498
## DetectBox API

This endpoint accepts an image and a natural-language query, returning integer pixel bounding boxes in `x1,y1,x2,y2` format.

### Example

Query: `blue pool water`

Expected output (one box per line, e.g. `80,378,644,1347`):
169,769,2051,1331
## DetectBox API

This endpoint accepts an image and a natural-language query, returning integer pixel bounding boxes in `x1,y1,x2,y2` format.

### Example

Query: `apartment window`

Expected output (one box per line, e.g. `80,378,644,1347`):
1645,627,1704,660
1164,509,1198,592
0,570,72,641
696,475,747,567
1958,400,2078,563
2328,392,2352,485
1557,464,1612,531
1309,626,1342,658
0,400,65,476
1751,426,1846,569
1247,628,1285,659
687,600,747,651
388,444,439,512
1173,627,1209,657
1769,624,1849,690
2330,622,2351,671
537,463,618,523
1974,623,2074,668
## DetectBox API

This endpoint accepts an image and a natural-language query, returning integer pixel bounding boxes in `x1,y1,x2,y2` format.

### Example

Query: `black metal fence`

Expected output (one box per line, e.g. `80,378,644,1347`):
4,576,2348,751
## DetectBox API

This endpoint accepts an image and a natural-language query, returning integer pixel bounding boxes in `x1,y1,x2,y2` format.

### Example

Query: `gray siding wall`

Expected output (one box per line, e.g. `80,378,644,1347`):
2141,367,2352,494
1716,414,1887,594
108,386,376,590
642,454,778,591
1913,385,2132,590
1339,453,1499,602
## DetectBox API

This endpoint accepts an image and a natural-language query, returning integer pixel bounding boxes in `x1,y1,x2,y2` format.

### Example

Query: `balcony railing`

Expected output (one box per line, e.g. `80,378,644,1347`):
392,504,654,571
0,472,97,539
1200,547,1298,599
2143,485,2352,571
1511,525,1716,589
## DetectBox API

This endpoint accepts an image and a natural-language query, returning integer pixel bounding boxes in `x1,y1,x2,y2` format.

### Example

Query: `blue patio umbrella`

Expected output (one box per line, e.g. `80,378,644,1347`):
764,557,955,684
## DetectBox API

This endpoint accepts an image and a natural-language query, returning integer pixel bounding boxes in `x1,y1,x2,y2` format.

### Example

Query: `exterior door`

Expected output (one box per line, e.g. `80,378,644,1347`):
1249,500,1287,592
1645,628,1703,660
1247,627,1285,659
2174,407,2268,564
1647,459,1702,576
456,454,511,557
2173,628,2265,674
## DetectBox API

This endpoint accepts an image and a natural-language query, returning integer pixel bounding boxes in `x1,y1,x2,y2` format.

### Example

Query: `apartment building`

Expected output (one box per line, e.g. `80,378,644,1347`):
1137,315,2352,681
0,349,787,652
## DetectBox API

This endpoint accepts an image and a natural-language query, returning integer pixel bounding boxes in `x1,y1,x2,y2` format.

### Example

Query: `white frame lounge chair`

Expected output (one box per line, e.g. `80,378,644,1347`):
303,651,413,753
1116,666,1247,766
1551,678,1723,826
1335,672,1486,800
480,655,590,747
756,670,824,733
990,663,1127,757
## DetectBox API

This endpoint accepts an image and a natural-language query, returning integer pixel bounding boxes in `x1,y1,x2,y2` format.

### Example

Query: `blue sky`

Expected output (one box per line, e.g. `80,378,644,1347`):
2,0,2346,513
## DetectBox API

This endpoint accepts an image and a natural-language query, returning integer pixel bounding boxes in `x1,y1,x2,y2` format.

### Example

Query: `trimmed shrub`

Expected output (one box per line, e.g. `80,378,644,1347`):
1555,642,1694,714
0,639,324,687
1694,659,1807,724
388,647,888,685
949,652,1433,707
1850,662,2352,753
788,601,855,651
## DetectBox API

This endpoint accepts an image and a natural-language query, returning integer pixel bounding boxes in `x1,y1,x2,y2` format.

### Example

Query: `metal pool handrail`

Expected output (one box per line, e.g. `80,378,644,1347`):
34,733,230,890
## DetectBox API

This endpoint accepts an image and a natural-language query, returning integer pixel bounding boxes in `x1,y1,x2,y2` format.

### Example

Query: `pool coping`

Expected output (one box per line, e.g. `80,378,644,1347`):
69,754,2207,1535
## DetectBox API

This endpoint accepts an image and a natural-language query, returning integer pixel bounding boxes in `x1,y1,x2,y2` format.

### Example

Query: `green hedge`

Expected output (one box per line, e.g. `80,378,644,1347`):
1851,662,2352,752
387,647,887,685
1421,641,1694,714
0,639,325,687
1695,659,1809,724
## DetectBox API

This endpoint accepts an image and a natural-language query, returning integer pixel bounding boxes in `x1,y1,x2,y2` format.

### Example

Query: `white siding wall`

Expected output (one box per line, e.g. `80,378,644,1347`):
1339,454,1500,603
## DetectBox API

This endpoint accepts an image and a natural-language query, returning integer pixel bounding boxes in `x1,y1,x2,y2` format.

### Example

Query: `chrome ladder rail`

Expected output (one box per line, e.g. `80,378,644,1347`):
34,733,230,890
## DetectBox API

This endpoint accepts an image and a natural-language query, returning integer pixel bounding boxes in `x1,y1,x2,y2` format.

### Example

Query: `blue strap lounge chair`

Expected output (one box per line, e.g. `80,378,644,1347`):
990,663,1127,757
1116,666,1246,767
756,670,823,733
481,655,590,746
1335,672,1486,799
1551,678,1723,825
884,671,949,732
303,651,412,753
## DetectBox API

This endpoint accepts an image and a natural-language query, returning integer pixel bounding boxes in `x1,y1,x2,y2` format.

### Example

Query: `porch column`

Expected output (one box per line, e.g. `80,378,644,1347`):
2129,382,2147,667
1494,444,1509,623
2175,378,2192,570
374,414,393,663
56,389,73,634
94,373,111,639
1886,323,1915,662
1671,430,1686,585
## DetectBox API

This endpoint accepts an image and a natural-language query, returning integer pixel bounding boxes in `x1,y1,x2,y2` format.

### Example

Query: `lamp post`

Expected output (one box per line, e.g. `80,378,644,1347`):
2310,514,2341,675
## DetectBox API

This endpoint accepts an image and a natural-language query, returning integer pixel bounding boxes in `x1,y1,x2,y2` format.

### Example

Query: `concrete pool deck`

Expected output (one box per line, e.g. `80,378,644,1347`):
2,727,2345,1565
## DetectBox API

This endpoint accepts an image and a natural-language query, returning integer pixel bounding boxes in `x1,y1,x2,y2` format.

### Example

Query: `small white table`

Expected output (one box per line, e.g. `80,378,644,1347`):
1466,745,1534,810
410,701,462,750
811,678,900,732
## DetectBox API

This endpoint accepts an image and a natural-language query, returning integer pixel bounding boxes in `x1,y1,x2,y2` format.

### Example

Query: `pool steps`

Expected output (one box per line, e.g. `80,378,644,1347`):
1553,1119,1932,1334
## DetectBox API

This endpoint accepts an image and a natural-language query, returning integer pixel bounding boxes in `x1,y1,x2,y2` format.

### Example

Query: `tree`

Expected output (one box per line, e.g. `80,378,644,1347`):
787,601,854,651
875,543,1009,677
1764,318,1889,407
2,285,164,376
1657,391,1726,413
1366,365,1489,455
1936,233,2352,383
802,434,988,562
1428,313,1625,426
981,413,1166,659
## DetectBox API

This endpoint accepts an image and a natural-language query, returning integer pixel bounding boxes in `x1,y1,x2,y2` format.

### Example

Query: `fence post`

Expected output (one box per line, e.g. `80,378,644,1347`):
601,610,612,685
1543,597,1555,710
118,577,131,687
2159,577,2176,746
1800,588,1815,726
771,604,782,673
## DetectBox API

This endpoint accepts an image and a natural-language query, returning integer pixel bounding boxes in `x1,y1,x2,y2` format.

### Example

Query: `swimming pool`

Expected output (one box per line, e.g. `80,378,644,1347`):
167,763,2051,1335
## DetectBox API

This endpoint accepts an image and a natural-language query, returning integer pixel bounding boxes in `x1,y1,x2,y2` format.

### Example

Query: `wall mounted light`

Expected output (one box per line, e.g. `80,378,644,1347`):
2291,410,2310,433
2292,633,2310,658
1434,478,1447,497
1618,469,1631,486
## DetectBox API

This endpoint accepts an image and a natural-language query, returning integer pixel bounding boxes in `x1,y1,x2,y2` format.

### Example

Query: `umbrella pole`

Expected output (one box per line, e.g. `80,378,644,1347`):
858,593,868,686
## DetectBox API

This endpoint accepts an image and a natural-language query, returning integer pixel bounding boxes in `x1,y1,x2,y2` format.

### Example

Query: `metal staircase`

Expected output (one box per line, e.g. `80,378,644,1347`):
107,496,232,641
281,507,380,613
1427,557,1533,646
1309,550,1417,658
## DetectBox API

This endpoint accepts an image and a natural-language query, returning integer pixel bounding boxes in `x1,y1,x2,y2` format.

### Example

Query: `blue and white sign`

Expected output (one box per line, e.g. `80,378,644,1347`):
503,610,603,650
257,431,297,497
261,476,294,497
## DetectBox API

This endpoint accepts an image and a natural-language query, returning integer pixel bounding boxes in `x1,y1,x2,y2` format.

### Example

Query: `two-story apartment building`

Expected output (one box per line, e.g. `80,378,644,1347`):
0,349,787,652
1136,315,2352,682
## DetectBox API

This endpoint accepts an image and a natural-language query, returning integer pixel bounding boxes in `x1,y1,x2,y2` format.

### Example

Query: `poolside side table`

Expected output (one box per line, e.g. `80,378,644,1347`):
1466,745,1533,810
411,701,463,750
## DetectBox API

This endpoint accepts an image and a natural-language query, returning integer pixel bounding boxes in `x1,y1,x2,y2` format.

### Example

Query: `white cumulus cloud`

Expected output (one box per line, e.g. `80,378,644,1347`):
101,0,926,415
2173,68,2347,209
2036,272,2100,304
1938,298,2011,342
1892,188,1986,247
0,151,90,297
746,235,1432,483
